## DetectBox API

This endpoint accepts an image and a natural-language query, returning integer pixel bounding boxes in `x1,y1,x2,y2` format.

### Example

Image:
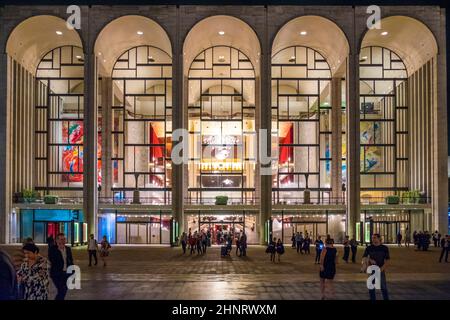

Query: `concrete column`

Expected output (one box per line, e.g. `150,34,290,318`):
172,7,184,237
259,8,271,245
331,77,342,204
0,53,10,243
83,52,98,238
434,9,448,236
101,77,113,198
346,52,360,240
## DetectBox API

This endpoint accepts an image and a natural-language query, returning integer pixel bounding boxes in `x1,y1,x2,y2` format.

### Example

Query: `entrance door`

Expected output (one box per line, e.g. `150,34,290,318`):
128,223,147,244
287,223,327,243
149,223,161,244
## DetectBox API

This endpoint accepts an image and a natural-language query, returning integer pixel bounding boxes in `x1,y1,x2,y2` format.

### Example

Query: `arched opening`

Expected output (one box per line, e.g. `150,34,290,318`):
183,15,261,244
94,16,173,244
271,16,349,244
6,15,84,244
359,16,439,243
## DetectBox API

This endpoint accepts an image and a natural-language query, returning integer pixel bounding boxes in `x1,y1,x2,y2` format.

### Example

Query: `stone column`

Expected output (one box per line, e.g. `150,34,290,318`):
0,53,9,243
83,52,98,238
172,7,184,238
101,77,113,199
259,10,272,245
346,52,360,240
434,9,448,236
331,77,342,204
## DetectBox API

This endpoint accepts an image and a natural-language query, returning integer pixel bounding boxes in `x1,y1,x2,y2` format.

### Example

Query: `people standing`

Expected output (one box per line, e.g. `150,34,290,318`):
319,238,337,300
342,236,350,263
432,230,439,247
314,236,324,264
87,234,98,267
180,232,187,254
405,228,411,247
100,235,111,266
0,248,18,300
197,233,203,255
48,233,74,300
349,237,358,263
17,243,49,300
438,235,449,263
303,235,311,254
276,239,285,262
189,233,196,255
296,232,304,254
235,235,241,256
201,232,207,254
363,233,390,301
46,235,55,248
291,233,296,248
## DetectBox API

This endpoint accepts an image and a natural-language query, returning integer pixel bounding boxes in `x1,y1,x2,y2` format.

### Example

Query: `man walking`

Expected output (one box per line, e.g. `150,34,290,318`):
363,233,390,301
48,233,74,300
296,232,304,254
349,237,358,263
87,234,98,266
343,236,350,263
439,235,449,263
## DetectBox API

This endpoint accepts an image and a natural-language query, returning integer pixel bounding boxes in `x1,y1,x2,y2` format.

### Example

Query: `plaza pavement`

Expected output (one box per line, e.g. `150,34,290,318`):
1,244,449,300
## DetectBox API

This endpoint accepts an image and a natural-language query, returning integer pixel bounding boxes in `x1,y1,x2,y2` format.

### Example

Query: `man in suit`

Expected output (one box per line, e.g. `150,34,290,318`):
48,233,74,300
0,249,18,300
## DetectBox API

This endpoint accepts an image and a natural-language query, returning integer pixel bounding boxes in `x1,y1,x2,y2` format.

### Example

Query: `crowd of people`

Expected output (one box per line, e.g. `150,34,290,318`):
0,233,111,300
179,229,248,257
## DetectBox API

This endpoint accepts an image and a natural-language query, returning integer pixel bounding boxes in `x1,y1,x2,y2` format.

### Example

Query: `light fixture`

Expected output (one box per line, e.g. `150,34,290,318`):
218,31,225,35
56,31,63,35
148,56,155,62
137,31,144,35
218,55,225,62
289,56,295,62
300,31,307,36
98,52,102,56
76,55,82,59
381,31,388,36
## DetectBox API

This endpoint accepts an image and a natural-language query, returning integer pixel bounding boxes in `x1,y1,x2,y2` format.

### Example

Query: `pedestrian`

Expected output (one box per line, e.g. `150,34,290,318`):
235,236,241,256
267,237,276,262
17,243,49,300
343,235,350,263
197,234,203,255
202,232,207,254
291,233,296,248
413,230,418,247
423,231,431,251
303,235,311,254
349,237,358,263
276,238,285,262
363,233,390,301
432,230,439,247
46,235,55,248
240,232,247,257
319,238,337,300
296,232,304,254
190,233,196,255
87,234,98,267
100,235,111,266
0,248,18,300
226,235,232,255
438,235,449,263
48,233,74,300
180,232,187,254
314,236,324,264
437,232,442,247
405,228,411,247
396,231,402,247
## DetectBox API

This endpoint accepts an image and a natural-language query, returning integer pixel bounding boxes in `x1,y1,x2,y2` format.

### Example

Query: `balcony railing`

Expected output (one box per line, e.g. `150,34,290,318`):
361,196,432,205
185,197,259,205
98,197,172,205
273,197,346,205
12,197,83,204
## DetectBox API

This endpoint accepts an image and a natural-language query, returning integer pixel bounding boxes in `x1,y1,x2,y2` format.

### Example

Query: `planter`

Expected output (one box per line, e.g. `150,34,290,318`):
44,195,59,204
385,195,400,205
13,192,24,203
215,196,228,205
303,189,311,204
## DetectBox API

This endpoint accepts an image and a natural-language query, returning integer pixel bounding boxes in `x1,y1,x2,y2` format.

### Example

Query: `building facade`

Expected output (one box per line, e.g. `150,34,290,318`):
0,5,447,245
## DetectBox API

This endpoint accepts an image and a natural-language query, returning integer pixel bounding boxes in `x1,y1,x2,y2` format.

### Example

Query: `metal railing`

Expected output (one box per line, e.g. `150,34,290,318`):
361,196,432,205
98,197,172,205
185,197,259,205
12,197,83,204
273,197,346,205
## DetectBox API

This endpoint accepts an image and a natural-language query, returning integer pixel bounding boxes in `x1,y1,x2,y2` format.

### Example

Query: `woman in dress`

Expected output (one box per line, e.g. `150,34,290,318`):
319,238,338,300
16,243,49,300
100,235,111,267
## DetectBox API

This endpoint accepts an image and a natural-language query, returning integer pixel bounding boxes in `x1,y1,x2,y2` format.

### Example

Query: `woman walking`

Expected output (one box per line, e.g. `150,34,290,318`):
17,243,49,300
266,237,276,262
319,238,338,300
180,232,187,254
276,238,285,262
100,236,111,267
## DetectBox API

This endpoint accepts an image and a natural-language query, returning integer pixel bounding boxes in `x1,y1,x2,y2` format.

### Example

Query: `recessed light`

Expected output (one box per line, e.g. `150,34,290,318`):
300,31,307,36
137,31,144,35
381,31,388,36
218,31,225,35
76,55,82,59
56,31,63,35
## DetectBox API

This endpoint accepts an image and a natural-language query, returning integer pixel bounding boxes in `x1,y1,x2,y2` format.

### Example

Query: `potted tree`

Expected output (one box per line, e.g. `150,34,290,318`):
215,196,228,205
44,195,59,204
385,195,400,205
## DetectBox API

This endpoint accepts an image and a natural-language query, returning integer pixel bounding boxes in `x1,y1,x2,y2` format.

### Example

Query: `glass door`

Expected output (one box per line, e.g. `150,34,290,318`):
149,223,161,244
128,223,147,244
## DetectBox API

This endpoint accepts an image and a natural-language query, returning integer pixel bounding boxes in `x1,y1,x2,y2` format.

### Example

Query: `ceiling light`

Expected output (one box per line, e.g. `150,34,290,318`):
76,55,82,59
300,31,307,36
56,31,63,35
289,56,295,62
381,31,388,36
218,31,225,35
98,52,102,56
148,56,155,62
137,31,144,35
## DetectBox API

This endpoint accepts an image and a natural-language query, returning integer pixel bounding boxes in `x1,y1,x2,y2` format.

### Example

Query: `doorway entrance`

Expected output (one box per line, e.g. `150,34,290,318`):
282,222,327,244
371,221,409,244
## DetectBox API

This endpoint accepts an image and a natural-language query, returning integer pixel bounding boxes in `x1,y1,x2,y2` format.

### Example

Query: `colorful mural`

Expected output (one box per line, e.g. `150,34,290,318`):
360,121,381,172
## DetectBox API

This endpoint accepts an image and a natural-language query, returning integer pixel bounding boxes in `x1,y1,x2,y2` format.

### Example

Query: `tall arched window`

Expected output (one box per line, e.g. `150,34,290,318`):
271,46,332,204
35,45,85,194
188,46,256,204
111,45,172,204
359,46,408,199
